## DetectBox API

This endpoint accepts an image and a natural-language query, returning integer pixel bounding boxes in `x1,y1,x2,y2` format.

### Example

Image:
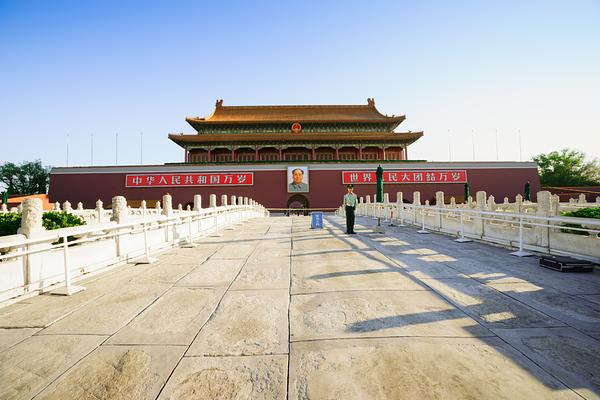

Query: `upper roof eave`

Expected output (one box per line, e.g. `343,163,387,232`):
185,116,405,126
185,99,405,131
168,131,423,147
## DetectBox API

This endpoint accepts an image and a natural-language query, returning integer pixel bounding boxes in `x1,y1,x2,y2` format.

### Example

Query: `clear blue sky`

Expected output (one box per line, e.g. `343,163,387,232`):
1,0,598,167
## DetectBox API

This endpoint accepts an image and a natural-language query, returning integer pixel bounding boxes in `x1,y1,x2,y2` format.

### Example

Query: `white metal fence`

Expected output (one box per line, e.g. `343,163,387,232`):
0,204,267,303
337,198,600,262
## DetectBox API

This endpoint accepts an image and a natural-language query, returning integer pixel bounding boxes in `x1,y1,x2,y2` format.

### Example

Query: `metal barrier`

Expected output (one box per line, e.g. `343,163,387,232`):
338,202,600,262
0,205,266,302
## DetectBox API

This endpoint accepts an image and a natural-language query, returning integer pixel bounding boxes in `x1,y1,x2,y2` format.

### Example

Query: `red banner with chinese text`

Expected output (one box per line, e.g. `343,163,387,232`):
125,173,254,187
342,170,467,184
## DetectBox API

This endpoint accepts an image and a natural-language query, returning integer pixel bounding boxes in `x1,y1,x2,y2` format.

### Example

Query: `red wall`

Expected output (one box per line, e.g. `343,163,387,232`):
49,166,541,210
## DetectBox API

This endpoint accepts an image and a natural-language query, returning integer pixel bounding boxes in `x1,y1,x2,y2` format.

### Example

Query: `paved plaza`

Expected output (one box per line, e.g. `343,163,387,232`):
1,215,600,399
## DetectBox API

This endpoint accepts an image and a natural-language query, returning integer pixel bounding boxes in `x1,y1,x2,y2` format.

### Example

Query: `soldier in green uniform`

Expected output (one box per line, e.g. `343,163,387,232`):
343,184,358,234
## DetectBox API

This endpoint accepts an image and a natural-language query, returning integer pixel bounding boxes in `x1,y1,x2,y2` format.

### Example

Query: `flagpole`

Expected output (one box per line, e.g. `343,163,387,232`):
448,129,452,161
518,129,522,161
495,129,499,160
66,133,70,167
140,132,143,164
471,129,475,161
91,133,94,166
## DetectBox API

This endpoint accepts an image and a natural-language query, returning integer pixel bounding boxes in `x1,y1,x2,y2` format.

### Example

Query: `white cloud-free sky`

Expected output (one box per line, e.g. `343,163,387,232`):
1,0,598,167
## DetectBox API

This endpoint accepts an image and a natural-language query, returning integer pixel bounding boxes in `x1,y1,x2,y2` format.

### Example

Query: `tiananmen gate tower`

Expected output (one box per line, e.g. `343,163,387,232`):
49,99,541,210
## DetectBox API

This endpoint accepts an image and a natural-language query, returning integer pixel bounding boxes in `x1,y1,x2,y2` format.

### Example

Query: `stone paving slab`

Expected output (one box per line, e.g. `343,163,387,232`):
107,287,224,345
487,282,600,333
292,236,370,251
382,250,468,279
291,262,426,294
0,328,40,353
127,262,199,285
211,243,257,259
175,259,245,287
250,245,291,259
188,289,289,356
580,294,600,306
0,290,105,329
231,256,290,290
291,247,391,267
0,334,106,400
154,245,220,265
158,355,287,400
492,327,600,400
34,345,185,400
290,290,491,341
39,284,170,335
423,277,566,329
289,336,580,400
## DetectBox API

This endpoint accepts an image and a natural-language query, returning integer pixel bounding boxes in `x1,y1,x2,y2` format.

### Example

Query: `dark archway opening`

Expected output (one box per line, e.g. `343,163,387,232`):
286,194,309,216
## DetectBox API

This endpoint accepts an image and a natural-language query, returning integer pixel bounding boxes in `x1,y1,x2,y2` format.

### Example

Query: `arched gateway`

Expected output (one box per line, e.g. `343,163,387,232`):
287,194,309,216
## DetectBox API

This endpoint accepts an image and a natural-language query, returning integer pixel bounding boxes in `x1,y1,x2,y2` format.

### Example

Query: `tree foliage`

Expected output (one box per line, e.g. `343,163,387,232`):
533,149,600,187
0,212,85,237
0,160,50,195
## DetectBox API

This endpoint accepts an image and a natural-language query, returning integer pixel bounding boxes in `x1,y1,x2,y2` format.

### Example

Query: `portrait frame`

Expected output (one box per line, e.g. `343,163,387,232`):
287,166,309,193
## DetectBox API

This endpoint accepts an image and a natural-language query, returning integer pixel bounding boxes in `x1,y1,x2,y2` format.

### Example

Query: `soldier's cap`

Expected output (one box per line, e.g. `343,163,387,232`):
347,184,354,188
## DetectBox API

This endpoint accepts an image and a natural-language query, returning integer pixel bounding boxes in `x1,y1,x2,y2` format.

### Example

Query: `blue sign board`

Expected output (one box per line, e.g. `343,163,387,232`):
311,212,324,229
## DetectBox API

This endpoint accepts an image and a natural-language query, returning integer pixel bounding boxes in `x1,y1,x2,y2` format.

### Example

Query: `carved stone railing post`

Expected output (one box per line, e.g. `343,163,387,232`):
476,191,487,210
111,196,128,223
412,191,421,205
536,191,552,248
578,194,587,204
17,198,45,290
209,194,217,208
475,191,487,237
162,194,173,216
435,191,445,207
396,192,403,204
411,192,421,224
550,195,560,217
221,195,228,207
244,197,248,205
383,193,389,203
111,196,128,258
95,199,104,223
62,201,72,213
488,195,496,211
77,202,84,211
193,195,202,211
18,198,44,237
231,195,237,207
54,202,61,211
515,194,523,213
1,203,7,213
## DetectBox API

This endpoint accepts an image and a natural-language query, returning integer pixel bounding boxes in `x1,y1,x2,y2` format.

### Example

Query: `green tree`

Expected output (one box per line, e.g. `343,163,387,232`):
0,160,50,195
533,149,600,186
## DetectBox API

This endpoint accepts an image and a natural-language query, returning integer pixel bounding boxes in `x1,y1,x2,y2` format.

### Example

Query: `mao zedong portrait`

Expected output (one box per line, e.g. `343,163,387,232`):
288,168,308,192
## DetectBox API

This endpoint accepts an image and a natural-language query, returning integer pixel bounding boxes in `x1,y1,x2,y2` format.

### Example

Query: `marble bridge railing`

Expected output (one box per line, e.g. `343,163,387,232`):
337,190,600,262
0,194,267,304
